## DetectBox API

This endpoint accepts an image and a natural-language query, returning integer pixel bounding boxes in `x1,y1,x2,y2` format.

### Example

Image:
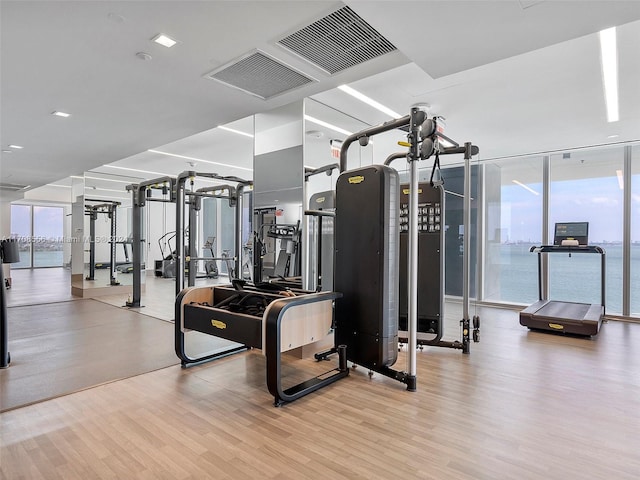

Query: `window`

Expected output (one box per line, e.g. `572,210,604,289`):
632,145,640,316
33,206,64,267
549,147,624,314
483,156,543,304
10,204,64,268
10,205,31,268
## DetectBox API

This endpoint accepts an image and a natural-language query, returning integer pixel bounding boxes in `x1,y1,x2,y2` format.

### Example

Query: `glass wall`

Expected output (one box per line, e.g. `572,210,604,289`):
33,206,64,267
632,145,640,316
483,156,543,305
202,198,236,276
10,204,64,268
10,204,31,268
480,143,640,319
549,147,624,314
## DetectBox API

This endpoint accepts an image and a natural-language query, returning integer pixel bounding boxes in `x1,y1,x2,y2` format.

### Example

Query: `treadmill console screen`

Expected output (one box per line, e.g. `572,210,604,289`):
554,222,588,246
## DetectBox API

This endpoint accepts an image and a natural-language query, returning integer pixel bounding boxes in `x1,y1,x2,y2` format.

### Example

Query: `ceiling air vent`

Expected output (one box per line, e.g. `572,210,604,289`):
205,50,315,100
277,5,397,75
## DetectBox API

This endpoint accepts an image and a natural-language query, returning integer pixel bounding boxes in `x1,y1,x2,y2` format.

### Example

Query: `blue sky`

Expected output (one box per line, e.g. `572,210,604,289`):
502,174,640,243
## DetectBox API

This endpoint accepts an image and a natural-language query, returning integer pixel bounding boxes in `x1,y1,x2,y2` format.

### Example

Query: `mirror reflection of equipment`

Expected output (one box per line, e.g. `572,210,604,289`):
1,239,21,368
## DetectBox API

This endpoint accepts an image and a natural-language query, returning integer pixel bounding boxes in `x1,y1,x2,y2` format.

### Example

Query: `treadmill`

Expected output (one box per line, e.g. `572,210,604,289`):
519,222,605,336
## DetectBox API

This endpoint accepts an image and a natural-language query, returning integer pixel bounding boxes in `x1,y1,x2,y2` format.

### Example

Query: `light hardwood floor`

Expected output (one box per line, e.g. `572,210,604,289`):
2,269,640,479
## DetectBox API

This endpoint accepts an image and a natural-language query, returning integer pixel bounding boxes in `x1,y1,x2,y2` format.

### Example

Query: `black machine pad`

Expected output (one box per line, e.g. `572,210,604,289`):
334,165,399,369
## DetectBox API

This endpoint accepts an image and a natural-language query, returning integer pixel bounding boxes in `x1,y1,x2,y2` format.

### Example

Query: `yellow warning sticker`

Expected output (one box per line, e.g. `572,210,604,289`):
317,197,325,203
402,188,423,195
211,319,227,329
348,175,365,184
548,323,564,330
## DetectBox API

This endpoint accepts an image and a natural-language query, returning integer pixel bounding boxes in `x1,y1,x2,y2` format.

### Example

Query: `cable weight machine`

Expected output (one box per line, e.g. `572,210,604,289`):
174,171,252,297
317,106,479,392
84,199,121,286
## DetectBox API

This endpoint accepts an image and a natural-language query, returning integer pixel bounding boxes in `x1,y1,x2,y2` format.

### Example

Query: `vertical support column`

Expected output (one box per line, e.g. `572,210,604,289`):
188,197,197,287
86,210,96,281
127,187,142,307
476,165,485,302
601,250,607,315
235,186,245,280
0,264,8,368
175,176,187,296
408,156,419,380
622,146,631,316
109,204,119,286
406,106,422,390
541,155,550,300
461,143,472,353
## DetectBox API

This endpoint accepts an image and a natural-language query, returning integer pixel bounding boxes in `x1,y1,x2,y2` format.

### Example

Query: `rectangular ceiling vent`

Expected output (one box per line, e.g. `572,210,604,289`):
205,50,315,100
0,182,29,191
277,5,397,75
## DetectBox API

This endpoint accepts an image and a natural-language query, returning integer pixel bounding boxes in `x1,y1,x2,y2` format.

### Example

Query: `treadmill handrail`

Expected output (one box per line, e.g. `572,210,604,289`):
530,244,606,310
530,245,605,254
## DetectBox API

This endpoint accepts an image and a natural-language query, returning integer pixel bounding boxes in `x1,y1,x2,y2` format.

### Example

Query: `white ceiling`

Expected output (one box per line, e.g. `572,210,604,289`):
2,1,640,203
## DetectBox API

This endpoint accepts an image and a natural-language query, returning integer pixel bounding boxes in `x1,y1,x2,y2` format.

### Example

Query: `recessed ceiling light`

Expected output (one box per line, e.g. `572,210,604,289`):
152,33,177,48
8,144,23,149
52,111,71,117
607,134,619,139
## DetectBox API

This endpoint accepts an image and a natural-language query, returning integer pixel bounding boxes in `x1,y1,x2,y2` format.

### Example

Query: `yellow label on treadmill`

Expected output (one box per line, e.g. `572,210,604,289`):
316,196,325,203
211,319,227,329
548,323,564,330
348,175,365,184
402,188,423,195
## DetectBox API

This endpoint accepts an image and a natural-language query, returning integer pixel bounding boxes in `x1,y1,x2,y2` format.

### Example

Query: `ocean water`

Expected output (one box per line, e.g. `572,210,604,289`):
487,244,640,315
12,246,640,316
11,250,63,268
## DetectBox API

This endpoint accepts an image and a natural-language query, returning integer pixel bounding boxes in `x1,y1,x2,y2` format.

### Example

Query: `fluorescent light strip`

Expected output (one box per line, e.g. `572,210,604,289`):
101,165,250,183
86,194,131,201
616,169,624,190
84,175,136,184
512,180,539,196
86,187,128,193
338,85,402,119
8,144,23,149
444,190,474,200
148,149,253,172
599,27,619,123
102,165,176,177
304,115,352,136
52,111,71,117
218,125,254,138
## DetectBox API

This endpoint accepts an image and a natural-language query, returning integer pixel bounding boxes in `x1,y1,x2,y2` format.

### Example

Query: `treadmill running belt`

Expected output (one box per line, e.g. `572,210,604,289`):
519,299,603,336
535,301,590,320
